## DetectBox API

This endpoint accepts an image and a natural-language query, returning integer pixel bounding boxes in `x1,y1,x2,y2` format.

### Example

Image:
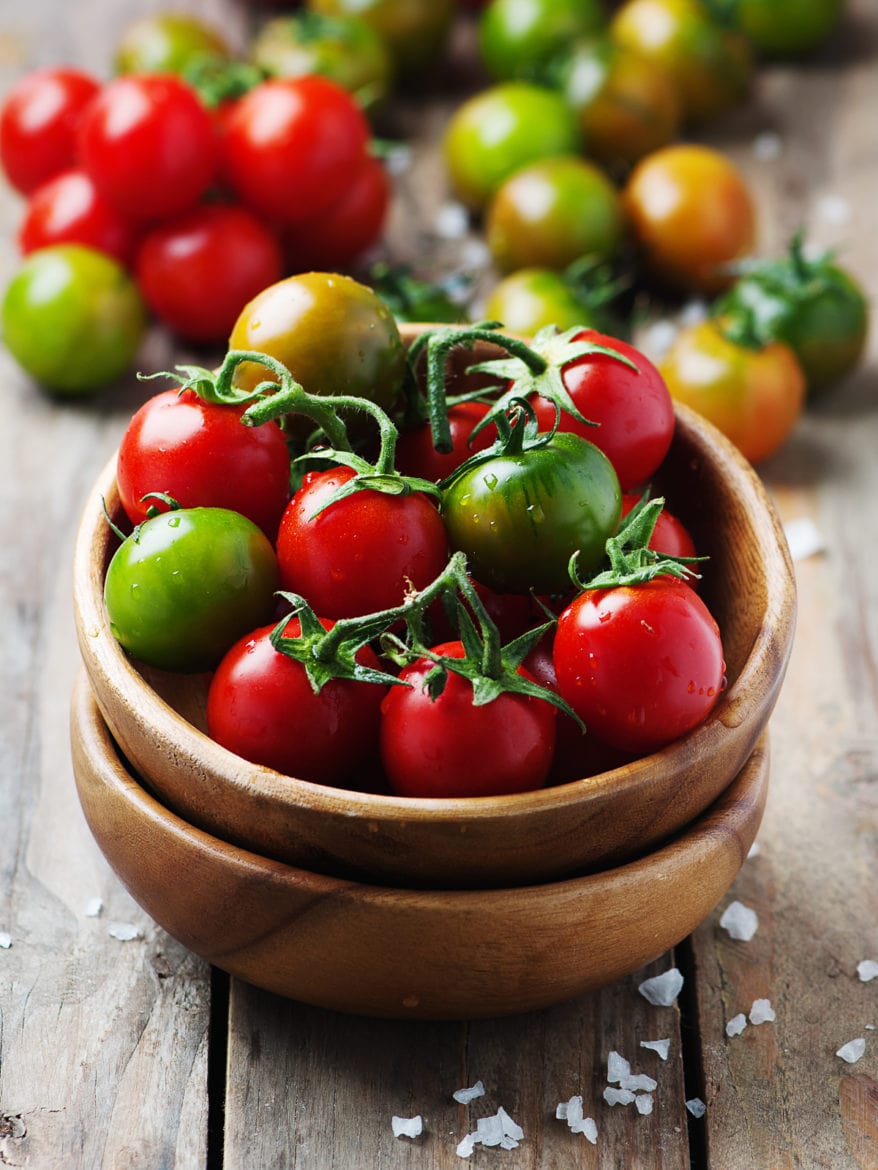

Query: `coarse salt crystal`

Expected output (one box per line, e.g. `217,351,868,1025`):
866,1025,876,1031
607,1050,631,1083
453,1080,485,1104
837,1039,866,1064
84,897,103,918
747,841,761,859
638,968,684,1006
749,998,776,1025
603,1087,636,1107
857,960,878,983
640,1039,671,1060
726,1013,748,1038
635,1094,654,1116
391,1115,423,1139
497,1106,524,1143
719,900,759,941
784,516,827,562
753,131,783,161
621,1074,658,1093
0,931,11,949
456,1132,477,1158
686,1098,706,1118
108,922,142,942
573,1116,598,1143
556,1096,598,1141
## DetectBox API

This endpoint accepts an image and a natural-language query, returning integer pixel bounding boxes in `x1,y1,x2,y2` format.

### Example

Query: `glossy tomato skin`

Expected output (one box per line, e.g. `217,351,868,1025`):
443,83,580,210
478,0,605,81
380,641,557,797
114,12,229,74
394,402,497,482
277,467,448,619
308,0,455,77
532,331,675,491
78,74,217,223
441,431,622,595
619,494,696,560
116,388,291,539
0,68,100,196
135,202,283,343
485,156,626,274
484,268,621,336
623,144,756,294
554,578,724,754
207,617,385,784
2,243,146,395
18,169,138,266
229,271,406,414
104,507,280,672
659,319,805,464
221,76,369,225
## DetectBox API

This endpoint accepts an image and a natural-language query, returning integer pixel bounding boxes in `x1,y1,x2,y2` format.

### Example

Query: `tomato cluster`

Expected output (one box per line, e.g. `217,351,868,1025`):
102,274,725,798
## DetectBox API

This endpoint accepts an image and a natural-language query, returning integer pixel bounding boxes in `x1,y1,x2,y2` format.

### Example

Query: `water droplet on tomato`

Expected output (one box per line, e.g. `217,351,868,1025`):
168,515,180,527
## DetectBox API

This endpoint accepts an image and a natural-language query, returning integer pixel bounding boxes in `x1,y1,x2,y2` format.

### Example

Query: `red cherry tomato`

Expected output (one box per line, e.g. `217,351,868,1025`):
531,330,675,491
380,641,557,797
0,68,100,196
18,169,138,266
207,616,386,784
394,401,497,482
116,388,291,540
554,577,725,754
135,203,283,342
280,152,390,272
276,466,449,619
220,75,370,225
78,74,217,223
619,494,696,560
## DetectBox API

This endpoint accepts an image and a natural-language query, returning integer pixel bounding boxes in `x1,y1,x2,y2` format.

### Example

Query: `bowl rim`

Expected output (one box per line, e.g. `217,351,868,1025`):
73,386,795,828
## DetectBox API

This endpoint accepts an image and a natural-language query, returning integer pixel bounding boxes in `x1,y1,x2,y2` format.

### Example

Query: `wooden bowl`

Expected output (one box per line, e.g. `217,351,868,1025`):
71,673,769,1020
72,327,796,887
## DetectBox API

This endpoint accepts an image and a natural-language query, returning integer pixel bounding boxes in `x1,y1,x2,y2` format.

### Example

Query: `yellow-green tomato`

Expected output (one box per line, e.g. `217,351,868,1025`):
114,12,229,75
485,156,626,273
2,244,146,395
478,0,605,81
731,0,843,57
484,268,618,335
443,83,580,210
104,507,280,673
307,0,454,76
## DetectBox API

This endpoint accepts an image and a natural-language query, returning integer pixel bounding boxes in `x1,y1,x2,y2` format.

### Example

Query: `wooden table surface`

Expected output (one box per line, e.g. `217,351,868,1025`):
1,1,876,1167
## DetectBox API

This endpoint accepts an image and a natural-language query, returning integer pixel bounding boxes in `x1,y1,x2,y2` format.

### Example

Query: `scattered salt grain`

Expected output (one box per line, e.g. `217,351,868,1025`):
866,1025,876,1031
747,841,761,859
857,960,878,983
686,1098,706,1118
726,1013,748,1038
556,1095,598,1140
453,1080,485,1104
392,1115,423,1139
434,202,470,239
836,1038,866,1064
640,1039,671,1060
719,900,759,941
752,131,783,161
621,1073,658,1093
815,193,851,226
0,931,11,949
556,1097,578,1122
456,1132,478,1158
108,922,142,942
607,1050,631,1083
638,968,684,1007
603,1087,636,1107
85,897,103,918
784,516,827,562
749,998,776,1025
475,1106,523,1149
635,1094,655,1116
576,1117,598,1143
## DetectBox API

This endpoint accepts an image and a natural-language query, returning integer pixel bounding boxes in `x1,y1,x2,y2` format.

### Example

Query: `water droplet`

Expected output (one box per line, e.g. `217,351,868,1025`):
599,610,612,623
687,681,695,694
168,515,180,528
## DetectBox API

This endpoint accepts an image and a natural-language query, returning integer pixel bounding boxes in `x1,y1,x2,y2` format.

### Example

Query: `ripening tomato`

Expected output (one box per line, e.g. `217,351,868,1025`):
530,331,675,491
135,202,284,343
207,616,386,784
484,267,623,336
554,576,725,753
380,641,557,797
395,401,497,482
17,169,138,266
114,12,230,74
478,0,606,81
730,0,843,57
0,67,100,196
77,74,218,223
623,144,757,293
116,388,291,539
658,318,805,464
220,75,370,225
307,0,455,77
277,466,449,618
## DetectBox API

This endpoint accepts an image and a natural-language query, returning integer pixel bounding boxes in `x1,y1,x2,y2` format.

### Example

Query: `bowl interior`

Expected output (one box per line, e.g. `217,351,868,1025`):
72,328,795,888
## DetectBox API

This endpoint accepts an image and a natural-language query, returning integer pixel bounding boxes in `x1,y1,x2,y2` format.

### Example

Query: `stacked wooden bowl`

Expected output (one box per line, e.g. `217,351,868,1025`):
70,336,796,1019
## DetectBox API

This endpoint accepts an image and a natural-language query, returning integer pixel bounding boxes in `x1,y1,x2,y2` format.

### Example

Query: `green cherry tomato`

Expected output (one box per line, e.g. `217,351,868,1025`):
478,0,606,81
249,13,392,110
228,271,407,414
2,244,146,395
114,12,229,75
485,155,626,273
307,0,455,77
730,0,843,57
104,507,280,673
611,0,752,124
443,83,581,210
483,267,623,337
441,431,622,594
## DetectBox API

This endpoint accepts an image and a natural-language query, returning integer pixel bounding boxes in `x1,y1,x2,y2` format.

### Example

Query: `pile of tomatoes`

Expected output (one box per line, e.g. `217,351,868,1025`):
102,271,726,799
